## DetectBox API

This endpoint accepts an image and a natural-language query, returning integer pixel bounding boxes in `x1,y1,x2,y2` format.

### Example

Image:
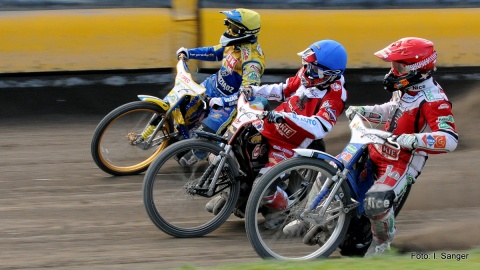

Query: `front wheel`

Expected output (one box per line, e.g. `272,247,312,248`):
245,157,353,260
91,101,173,176
142,139,241,237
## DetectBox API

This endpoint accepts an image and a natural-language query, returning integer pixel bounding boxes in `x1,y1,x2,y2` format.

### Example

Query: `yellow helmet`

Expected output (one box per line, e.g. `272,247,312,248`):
219,8,261,46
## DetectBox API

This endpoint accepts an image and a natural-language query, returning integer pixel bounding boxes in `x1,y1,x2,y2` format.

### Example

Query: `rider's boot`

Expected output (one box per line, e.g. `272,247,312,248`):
261,186,288,229
364,208,396,257
365,238,391,257
205,193,227,215
283,174,322,236
179,149,208,167
205,182,249,217
178,150,199,167
282,219,310,236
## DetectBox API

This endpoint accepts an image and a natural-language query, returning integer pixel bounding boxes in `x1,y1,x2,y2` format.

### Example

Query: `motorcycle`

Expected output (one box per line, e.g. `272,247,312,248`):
244,112,412,259
142,89,326,237
91,55,208,176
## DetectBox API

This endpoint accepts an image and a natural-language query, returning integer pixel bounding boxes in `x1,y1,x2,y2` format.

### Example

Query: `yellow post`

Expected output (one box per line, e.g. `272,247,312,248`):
170,0,199,67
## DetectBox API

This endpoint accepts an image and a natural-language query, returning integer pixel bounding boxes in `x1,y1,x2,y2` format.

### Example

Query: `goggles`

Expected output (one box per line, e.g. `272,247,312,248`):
224,19,245,36
305,62,341,79
391,61,411,76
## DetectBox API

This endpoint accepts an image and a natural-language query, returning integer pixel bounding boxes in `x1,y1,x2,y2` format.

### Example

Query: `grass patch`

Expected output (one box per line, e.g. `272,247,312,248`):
176,248,480,270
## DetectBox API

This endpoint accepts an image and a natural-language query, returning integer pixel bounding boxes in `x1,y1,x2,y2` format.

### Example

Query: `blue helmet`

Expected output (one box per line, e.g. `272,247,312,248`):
297,40,348,89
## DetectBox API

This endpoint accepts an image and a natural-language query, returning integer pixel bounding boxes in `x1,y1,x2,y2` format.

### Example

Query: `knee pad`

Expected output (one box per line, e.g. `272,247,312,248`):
364,190,395,219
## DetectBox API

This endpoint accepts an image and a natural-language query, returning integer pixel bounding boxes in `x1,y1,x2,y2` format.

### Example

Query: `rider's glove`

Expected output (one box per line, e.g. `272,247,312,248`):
209,97,224,109
396,134,418,150
176,47,189,60
240,85,254,100
345,106,365,120
265,111,284,123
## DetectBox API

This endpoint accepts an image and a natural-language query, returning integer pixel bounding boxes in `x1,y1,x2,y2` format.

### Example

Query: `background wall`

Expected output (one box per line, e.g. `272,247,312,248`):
0,1,479,73
199,8,480,69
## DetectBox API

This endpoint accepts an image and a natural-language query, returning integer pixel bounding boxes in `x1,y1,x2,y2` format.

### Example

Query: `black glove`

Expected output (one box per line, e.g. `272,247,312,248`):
264,111,284,123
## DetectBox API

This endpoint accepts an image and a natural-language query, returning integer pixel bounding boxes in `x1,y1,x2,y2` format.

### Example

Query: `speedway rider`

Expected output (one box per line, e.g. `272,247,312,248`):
285,37,459,257
205,40,349,224
176,8,266,166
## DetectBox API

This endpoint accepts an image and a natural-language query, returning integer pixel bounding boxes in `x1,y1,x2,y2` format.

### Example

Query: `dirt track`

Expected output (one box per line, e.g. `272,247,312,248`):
1,82,479,270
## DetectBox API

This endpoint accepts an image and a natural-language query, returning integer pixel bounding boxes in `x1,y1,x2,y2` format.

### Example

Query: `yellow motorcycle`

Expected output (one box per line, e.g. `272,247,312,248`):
91,56,208,176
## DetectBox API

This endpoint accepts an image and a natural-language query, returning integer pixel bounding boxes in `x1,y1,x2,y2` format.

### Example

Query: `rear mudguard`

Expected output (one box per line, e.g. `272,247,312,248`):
293,148,344,170
138,95,169,111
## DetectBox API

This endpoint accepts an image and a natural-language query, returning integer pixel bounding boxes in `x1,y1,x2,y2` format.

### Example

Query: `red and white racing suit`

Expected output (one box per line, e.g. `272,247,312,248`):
363,77,458,242
252,67,347,174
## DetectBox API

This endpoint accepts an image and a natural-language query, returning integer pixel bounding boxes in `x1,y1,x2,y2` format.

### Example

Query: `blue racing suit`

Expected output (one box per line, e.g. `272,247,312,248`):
186,41,266,134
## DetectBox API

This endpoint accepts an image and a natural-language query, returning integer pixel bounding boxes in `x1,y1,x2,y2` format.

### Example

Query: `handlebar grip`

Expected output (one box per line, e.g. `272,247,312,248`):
276,117,286,124
178,53,187,60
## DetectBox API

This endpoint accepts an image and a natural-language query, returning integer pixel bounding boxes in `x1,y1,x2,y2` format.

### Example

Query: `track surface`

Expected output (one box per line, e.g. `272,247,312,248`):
1,81,479,269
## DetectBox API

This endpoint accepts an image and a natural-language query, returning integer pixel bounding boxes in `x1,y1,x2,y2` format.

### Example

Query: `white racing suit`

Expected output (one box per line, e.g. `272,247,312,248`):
362,77,458,243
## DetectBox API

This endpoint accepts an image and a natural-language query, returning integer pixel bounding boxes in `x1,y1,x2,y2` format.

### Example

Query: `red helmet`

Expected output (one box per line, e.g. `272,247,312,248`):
374,37,437,92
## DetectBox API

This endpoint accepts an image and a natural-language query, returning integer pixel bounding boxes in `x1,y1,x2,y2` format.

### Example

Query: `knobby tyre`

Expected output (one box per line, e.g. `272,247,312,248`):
142,138,241,237
245,157,353,260
91,101,173,176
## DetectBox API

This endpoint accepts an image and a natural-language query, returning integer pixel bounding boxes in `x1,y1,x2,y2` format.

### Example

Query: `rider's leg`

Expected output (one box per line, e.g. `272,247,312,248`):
254,172,289,229
364,162,414,257
179,106,235,167
364,187,396,256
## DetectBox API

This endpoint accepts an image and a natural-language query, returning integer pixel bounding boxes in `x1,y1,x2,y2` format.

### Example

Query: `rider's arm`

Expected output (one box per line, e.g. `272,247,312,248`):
413,99,458,154
187,45,225,61
251,83,285,102
281,78,347,140
252,69,304,102
362,91,401,124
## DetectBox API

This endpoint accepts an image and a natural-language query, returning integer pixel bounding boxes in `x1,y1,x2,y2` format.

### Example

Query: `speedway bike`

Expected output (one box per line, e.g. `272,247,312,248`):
142,89,326,238
91,55,208,176
244,112,412,259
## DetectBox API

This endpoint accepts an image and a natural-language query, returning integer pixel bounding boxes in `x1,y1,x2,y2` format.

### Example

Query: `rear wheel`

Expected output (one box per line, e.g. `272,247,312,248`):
245,157,353,260
142,139,241,237
91,101,173,176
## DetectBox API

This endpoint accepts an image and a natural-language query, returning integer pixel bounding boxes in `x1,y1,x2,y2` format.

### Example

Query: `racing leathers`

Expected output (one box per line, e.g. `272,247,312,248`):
362,77,458,244
252,66,348,175
186,42,265,134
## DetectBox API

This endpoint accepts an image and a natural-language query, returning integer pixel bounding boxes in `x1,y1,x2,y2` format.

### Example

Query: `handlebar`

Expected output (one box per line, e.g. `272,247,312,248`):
259,111,286,124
